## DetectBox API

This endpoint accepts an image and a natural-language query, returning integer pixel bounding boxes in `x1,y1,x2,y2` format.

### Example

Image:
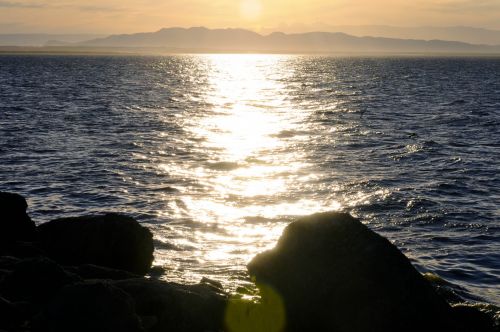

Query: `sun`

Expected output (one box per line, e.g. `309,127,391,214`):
240,0,262,21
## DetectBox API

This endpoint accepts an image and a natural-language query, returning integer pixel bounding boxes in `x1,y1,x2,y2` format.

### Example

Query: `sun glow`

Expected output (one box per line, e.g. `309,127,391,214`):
240,0,263,21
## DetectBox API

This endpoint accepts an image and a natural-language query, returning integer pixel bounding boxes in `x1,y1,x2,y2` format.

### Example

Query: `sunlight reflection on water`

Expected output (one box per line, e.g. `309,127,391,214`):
153,54,341,288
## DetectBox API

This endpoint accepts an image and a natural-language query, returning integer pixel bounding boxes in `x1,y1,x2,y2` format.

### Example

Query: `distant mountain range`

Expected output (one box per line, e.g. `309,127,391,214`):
262,25,500,46
76,27,500,54
1,27,500,54
0,34,105,46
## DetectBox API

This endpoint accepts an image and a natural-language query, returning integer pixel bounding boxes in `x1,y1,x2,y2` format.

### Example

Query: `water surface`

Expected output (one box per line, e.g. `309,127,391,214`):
0,54,499,304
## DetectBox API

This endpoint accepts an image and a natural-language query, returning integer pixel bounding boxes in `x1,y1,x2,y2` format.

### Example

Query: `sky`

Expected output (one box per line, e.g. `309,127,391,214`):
1,0,500,34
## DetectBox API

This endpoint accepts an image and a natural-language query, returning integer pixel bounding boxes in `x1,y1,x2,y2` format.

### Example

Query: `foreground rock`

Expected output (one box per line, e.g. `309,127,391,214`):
0,257,79,305
248,212,460,332
112,278,228,332
0,258,227,332
0,193,231,332
37,214,154,275
0,192,496,332
35,281,144,332
0,192,37,246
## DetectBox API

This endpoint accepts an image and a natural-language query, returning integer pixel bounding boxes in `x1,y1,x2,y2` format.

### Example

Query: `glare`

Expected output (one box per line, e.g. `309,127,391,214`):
154,54,341,289
240,0,262,21
179,54,318,223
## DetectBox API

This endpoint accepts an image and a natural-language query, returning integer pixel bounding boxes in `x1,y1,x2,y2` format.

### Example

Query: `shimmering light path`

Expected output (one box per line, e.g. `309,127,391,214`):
153,55,340,287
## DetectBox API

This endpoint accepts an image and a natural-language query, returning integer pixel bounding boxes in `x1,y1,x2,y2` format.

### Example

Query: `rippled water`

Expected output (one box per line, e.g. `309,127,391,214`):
0,54,499,304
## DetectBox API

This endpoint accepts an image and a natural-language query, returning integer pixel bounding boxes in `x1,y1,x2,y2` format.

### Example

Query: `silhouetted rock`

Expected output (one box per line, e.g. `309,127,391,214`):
35,281,144,332
112,278,228,332
0,257,79,305
37,214,154,275
0,296,33,331
0,191,495,332
0,296,17,330
0,192,37,246
65,264,139,280
248,212,457,332
199,277,224,292
0,256,18,285
2,241,46,259
452,305,496,332
0,256,21,270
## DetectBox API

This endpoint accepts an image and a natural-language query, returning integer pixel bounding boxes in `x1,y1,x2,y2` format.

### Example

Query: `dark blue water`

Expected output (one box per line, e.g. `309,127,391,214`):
0,54,499,305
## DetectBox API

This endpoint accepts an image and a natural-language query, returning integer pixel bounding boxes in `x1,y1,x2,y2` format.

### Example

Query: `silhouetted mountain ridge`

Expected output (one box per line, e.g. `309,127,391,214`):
0,34,105,46
279,25,500,46
79,27,500,53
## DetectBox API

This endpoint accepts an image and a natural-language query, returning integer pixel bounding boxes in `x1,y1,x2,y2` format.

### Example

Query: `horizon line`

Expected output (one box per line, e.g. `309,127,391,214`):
2,24,500,36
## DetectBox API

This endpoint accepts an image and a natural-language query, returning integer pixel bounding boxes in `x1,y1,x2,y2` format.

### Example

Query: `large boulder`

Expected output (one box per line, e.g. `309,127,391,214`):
35,281,144,332
37,214,154,275
112,278,228,332
248,212,457,332
0,192,37,245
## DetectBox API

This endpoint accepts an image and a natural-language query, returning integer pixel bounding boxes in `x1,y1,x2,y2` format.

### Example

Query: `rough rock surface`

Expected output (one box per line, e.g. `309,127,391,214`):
0,257,80,305
37,214,154,275
0,296,25,330
34,281,144,332
248,212,458,332
112,278,228,332
65,264,140,280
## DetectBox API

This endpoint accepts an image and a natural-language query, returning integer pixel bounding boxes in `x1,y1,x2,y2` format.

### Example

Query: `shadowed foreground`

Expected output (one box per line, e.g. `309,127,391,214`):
0,192,497,332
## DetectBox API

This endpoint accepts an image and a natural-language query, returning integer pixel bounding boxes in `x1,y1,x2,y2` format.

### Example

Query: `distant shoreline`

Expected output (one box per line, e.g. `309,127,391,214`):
1,46,500,57
0,46,137,56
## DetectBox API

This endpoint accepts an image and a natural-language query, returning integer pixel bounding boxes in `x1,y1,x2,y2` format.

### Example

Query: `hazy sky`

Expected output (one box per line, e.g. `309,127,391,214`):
1,0,500,34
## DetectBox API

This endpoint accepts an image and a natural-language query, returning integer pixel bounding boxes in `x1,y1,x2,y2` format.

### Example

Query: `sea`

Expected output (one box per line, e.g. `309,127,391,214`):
0,54,498,305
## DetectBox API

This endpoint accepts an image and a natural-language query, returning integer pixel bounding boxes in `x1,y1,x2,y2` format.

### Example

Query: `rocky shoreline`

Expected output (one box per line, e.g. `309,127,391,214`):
0,192,498,332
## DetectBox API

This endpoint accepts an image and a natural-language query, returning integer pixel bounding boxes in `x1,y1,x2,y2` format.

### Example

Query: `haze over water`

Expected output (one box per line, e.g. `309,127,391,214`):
0,54,499,305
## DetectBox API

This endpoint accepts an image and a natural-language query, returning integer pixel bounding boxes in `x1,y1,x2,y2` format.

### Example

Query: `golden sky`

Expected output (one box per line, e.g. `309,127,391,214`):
1,0,499,34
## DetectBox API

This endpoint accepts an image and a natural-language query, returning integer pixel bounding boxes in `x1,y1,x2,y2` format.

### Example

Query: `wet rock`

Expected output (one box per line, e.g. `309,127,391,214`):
0,192,37,246
452,304,496,332
423,272,471,305
200,277,224,292
113,278,228,332
37,213,154,275
148,265,166,278
35,281,144,332
248,212,457,332
206,161,241,171
0,257,80,305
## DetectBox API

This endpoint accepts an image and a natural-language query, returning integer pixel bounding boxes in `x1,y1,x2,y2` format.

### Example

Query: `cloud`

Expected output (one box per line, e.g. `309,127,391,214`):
424,0,500,12
76,5,124,12
0,1,122,12
0,1,44,8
